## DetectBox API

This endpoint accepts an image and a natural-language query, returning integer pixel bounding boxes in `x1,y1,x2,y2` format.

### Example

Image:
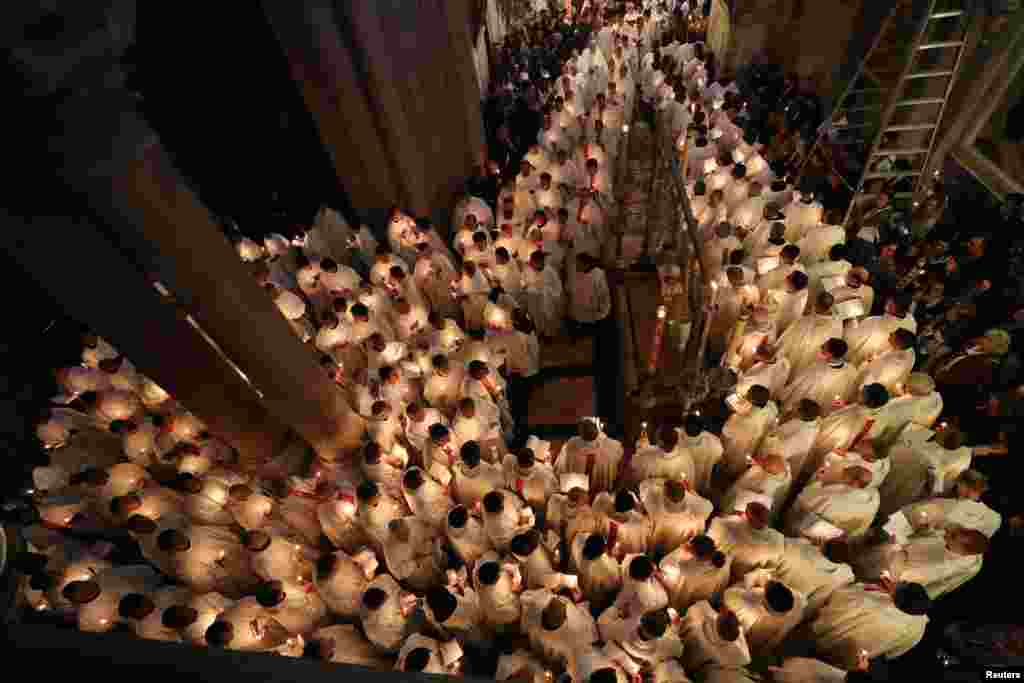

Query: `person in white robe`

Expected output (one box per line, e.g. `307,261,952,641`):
400,465,450,530
313,549,376,620
876,372,943,441
811,383,892,473
522,592,599,676
729,181,767,234
703,222,743,283
395,634,451,675
851,330,915,401
783,193,824,243
474,552,523,629
709,267,761,355
757,244,806,294
358,574,418,653
802,580,929,668
482,489,536,552
424,355,465,419
456,261,491,332
381,516,445,592
777,292,844,375
768,656,872,683
830,270,874,327
523,251,565,339
898,469,1002,539
762,399,822,482
720,453,792,523
451,441,505,509
762,270,810,337
674,415,724,498
568,252,613,327
786,465,879,542
629,426,697,487
805,247,852,313
679,600,752,673
735,342,792,400
557,419,625,495
503,447,558,517
592,491,653,560
659,534,732,611
721,385,778,480
723,572,807,656
876,426,966,517
640,478,713,554
772,536,856,619
444,505,489,568
572,533,624,610
709,502,786,582
797,223,846,266
453,396,503,457
877,525,988,600
779,338,860,418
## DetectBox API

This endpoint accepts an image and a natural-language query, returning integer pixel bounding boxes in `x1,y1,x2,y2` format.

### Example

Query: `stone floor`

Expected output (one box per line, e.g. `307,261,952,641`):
526,375,597,426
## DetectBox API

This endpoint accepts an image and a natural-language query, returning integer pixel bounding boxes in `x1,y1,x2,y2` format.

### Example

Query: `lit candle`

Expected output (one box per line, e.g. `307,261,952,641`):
648,306,668,373
622,124,629,133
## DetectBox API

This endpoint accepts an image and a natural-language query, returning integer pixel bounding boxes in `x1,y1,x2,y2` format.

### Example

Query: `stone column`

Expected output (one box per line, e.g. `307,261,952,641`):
51,89,365,462
2,210,288,465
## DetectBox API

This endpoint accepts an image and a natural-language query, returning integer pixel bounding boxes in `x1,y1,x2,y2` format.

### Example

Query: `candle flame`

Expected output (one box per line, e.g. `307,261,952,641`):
657,306,667,319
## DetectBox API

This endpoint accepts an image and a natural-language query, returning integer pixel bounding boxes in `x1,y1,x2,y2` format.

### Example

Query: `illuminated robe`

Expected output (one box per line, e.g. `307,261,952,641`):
629,444,697,488
779,360,860,418
315,624,393,669
659,545,732,611
503,455,558,514
803,583,928,667
853,349,915,402
773,537,855,617
382,517,446,592
679,600,753,673
844,314,918,366
723,573,807,655
314,549,375,619
474,550,523,627
721,402,779,479
639,479,713,553
522,264,565,338
360,574,417,653
571,533,623,605
900,496,1002,539
677,431,725,497
592,493,652,560
720,462,792,521
708,516,785,582
735,357,792,400
557,432,625,495
521,591,599,674
786,481,880,541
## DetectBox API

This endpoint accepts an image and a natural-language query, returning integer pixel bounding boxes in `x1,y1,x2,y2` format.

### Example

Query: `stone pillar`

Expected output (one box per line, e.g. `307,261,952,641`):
50,89,365,462
264,0,485,234
2,210,288,465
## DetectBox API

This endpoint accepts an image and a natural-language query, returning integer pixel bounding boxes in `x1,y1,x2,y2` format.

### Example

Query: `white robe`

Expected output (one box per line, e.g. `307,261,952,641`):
721,464,792,520
629,445,697,487
360,574,414,653
521,591,599,673
879,393,943,439
639,479,713,553
900,497,1002,539
783,200,823,244
382,517,445,591
762,418,821,483
769,657,848,683
735,359,791,401
778,315,845,376
797,225,846,265
592,495,653,560
844,314,918,366
779,361,860,417
557,434,625,495
805,583,928,667
679,600,753,673
660,546,732,611
708,516,786,581
786,481,880,541
522,265,565,338
474,551,523,627
773,538,856,617
854,349,915,400
763,288,809,337
483,494,536,551
892,531,984,599
723,578,807,655
722,403,779,479
677,432,724,497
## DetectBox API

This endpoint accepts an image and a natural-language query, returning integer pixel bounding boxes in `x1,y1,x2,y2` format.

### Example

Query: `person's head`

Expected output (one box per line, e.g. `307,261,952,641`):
516,448,535,470
350,303,370,322
716,610,741,641
945,525,989,556
614,490,636,514
892,582,931,615
638,609,670,641
714,222,733,240
843,465,873,489
254,580,287,609
579,419,600,441
403,467,425,492
356,479,380,503
628,555,656,581
780,244,800,264
429,423,450,445
477,560,502,587
541,597,567,631
862,383,890,409
885,294,912,318
118,592,156,621
460,441,482,468
529,251,546,271
388,517,411,544
683,412,705,438
732,163,747,180
889,329,916,351
687,534,715,560
582,533,607,561
426,586,457,622
763,580,795,614
814,291,835,315
320,258,339,274
786,270,809,293
955,469,988,500
482,490,504,515
746,384,770,408
663,478,686,505
468,360,489,381
157,529,191,553
821,338,848,362
744,502,770,529
828,243,848,263
726,266,745,288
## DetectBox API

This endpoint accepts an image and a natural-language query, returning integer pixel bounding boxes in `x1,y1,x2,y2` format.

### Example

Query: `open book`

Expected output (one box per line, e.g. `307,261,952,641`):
883,510,914,546
560,473,589,493
834,298,865,320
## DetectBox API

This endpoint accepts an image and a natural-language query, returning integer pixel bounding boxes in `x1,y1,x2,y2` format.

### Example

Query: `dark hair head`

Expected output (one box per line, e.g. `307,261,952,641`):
161,605,199,630
158,529,191,553
659,426,679,451
789,270,809,291
205,620,235,647
351,303,370,318
516,448,535,469
125,514,157,535
477,561,501,586
356,480,379,502
510,529,541,557
684,414,703,436
764,581,795,613
541,598,567,631
448,505,469,529
118,592,156,620
404,647,433,672
892,582,931,615
483,490,504,514
403,468,425,491
828,244,849,262
691,534,716,559
316,553,338,579
460,441,482,467
862,383,890,409
717,611,741,641
426,586,457,622
890,329,916,350
664,479,686,503
63,580,102,605
822,338,848,360
362,586,388,611
628,555,656,581
255,580,287,608
363,442,382,465
244,530,272,552
746,384,771,408
590,669,618,683
639,609,670,639
614,490,636,513
798,399,821,421
582,533,607,561
745,502,771,529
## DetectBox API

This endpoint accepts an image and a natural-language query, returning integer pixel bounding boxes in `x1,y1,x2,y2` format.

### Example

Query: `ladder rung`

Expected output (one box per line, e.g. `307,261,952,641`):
929,10,964,19
864,171,924,180
918,41,964,50
873,148,929,155
886,123,937,132
906,69,955,79
894,97,945,107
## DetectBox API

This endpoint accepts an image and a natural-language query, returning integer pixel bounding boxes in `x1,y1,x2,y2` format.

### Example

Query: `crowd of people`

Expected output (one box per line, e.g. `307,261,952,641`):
12,1,1024,682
